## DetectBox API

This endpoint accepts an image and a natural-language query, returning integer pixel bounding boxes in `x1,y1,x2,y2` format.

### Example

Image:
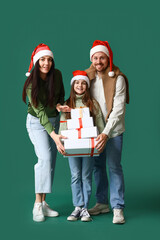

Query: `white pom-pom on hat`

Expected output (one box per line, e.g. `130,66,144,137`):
108,71,115,77
25,72,31,77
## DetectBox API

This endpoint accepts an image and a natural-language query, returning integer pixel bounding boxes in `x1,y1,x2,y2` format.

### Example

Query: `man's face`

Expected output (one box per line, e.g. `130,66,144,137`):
91,52,109,72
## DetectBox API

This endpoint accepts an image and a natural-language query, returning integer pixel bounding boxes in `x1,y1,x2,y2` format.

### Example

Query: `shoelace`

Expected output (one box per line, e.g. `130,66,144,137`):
35,203,42,213
81,208,90,217
71,208,81,216
114,209,122,217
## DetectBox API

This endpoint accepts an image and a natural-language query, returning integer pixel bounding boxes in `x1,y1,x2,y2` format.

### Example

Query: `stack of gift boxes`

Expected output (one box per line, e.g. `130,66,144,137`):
61,107,99,157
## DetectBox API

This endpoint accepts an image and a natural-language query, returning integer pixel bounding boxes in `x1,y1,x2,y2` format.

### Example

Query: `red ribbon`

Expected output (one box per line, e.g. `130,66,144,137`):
76,128,81,139
60,121,67,123
90,138,95,157
65,153,99,156
78,118,83,128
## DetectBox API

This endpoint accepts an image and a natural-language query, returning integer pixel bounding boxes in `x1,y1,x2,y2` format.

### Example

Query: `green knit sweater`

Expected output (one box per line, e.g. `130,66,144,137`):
59,94,105,134
26,69,64,134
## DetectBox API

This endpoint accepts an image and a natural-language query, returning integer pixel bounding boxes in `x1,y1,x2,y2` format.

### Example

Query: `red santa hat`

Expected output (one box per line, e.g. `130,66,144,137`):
71,70,90,87
25,43,54,77
90,40,114,77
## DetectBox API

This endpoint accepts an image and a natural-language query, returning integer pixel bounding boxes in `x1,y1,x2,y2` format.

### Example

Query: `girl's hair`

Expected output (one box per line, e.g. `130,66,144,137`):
22,60,55,108
65,82,97,120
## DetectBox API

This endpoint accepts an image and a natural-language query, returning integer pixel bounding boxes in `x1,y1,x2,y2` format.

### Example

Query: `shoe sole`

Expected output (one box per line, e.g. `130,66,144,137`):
33,217,45,222
113,219,125,224
67,217,79,221
44,213,59,217
81,217,92,222
89,208,110,216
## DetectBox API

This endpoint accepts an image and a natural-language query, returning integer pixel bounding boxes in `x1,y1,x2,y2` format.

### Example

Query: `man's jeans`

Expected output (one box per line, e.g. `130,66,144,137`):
26,113,60,193
93,134,125,209
68,156,94,209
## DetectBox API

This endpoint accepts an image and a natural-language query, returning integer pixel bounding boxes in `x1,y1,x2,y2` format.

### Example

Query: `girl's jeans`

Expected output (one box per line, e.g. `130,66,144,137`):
68,156,94,209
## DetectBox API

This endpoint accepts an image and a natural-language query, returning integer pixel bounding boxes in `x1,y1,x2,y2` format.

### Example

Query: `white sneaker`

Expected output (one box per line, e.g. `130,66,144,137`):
67,207,82,221
80,208,92,222
88,203,110,215
42,201,59,217
113,209,125,224
33,203,45,222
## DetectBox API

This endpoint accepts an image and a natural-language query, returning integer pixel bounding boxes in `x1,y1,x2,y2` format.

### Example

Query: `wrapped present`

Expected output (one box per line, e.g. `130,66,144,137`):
61,126,98,139
67,117,94,130
63,138,99,157
71,107,90,119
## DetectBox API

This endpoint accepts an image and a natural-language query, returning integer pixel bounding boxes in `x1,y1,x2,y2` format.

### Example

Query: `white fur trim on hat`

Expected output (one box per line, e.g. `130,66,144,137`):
33,50,54,65
90,45,109,61
108,71,115,77
71,75,90,87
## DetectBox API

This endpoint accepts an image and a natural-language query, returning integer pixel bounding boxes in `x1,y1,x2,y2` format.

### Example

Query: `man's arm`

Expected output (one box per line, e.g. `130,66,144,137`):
96,76,126,152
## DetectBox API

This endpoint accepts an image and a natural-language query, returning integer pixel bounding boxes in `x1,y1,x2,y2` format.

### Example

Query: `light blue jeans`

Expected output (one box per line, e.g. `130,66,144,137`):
93,134,125,209
68,156,94,209
26,113,60,193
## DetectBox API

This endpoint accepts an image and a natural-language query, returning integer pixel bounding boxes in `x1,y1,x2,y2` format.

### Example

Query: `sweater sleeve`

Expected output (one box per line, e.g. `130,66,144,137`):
102,76,126,137
93,99,105,134
58,112,68,134
26,87,54,135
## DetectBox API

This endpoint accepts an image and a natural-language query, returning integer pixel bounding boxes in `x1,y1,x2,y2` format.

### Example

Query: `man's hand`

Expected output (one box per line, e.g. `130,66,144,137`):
56,104,71,113
95,133,108,153
50,131,67,155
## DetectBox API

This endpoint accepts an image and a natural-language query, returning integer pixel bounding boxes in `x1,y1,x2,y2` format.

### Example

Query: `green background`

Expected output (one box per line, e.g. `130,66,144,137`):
1,0,160,239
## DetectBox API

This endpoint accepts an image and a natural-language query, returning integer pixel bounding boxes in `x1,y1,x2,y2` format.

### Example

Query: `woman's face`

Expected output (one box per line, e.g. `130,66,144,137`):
39,56,53,76
74,79,87,95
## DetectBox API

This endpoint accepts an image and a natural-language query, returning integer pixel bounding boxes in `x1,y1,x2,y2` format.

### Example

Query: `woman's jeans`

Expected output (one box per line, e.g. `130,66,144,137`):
68,156,94,209
26,113,60,193
93,134,125,209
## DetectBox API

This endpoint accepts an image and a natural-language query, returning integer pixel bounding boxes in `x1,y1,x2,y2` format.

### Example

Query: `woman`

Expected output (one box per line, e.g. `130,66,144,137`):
22,43,69,222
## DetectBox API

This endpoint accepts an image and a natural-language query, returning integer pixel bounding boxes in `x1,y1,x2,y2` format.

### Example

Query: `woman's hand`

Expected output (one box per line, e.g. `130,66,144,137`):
56,104,71,113
50,131,67,155
95,133,108,153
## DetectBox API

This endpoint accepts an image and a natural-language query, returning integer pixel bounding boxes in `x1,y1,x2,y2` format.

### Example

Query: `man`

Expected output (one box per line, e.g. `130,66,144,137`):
85,40,129,224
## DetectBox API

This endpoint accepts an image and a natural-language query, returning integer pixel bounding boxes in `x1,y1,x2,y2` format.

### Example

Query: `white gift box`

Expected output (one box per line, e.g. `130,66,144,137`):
63,138,99,157
67,117,94,130
61,126,98,139
71,107,90,119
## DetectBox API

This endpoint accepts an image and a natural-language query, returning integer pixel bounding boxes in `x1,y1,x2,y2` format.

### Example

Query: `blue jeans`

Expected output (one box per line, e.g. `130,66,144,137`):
68,156,94,209
26,113,59,193
93,134,124,209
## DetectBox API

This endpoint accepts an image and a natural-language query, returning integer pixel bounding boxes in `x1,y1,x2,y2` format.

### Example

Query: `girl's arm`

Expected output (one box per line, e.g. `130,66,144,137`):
93,100,105,134
58,111,68,135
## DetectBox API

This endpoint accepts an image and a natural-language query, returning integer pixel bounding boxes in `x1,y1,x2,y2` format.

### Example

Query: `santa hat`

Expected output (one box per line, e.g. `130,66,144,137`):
71,70,90,87
25,43,54,77
90,40,114,77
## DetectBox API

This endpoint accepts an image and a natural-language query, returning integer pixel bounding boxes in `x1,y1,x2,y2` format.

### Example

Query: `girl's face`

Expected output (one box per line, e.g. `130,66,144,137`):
74,79,87,95
39,56,53,76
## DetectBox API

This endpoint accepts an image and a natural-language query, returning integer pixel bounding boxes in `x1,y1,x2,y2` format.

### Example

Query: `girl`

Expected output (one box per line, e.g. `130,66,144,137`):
59,70,105,222
22,43,69,222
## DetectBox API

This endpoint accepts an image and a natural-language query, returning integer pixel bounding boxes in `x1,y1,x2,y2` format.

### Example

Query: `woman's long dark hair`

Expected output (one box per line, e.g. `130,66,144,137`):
22,60,55,108
65,82,97,120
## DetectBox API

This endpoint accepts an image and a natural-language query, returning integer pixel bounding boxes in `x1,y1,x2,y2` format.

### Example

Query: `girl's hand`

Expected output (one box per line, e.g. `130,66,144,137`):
95,133,108,153
56,104,71,113
50,131,67,155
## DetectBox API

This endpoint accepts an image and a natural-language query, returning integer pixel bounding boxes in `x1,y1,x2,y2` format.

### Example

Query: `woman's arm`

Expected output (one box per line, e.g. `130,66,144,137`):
26,87,66,154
